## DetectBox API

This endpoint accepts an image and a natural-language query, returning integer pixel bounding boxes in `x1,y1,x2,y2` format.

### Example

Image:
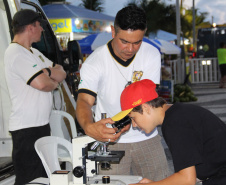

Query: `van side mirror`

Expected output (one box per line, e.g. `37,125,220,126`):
67,40,83,72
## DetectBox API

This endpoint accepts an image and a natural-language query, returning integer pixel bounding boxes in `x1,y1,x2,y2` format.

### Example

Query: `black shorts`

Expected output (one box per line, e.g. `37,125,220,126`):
10,124,50,185
219,64,226,77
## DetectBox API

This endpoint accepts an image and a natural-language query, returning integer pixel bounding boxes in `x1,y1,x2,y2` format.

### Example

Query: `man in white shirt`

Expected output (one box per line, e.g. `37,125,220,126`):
76,5,169,180
4,9,66,185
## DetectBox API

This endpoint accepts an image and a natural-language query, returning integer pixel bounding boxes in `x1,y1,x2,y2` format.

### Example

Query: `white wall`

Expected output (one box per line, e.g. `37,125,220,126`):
0,5,13,140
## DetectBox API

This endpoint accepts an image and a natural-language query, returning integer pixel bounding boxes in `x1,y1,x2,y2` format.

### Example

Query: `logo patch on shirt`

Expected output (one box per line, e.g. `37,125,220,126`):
33,64,37,68
132,71,143,82
39,55,44,62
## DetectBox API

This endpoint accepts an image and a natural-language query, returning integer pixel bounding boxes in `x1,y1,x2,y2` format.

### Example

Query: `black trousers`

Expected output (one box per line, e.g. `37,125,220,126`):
219,64,226,77
10,124,50,185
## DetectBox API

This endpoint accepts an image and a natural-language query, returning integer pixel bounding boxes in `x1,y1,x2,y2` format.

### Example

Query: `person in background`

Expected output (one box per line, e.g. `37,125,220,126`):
76,5,170,180
113,79,226,185
4,9,66,185
217,42,226,88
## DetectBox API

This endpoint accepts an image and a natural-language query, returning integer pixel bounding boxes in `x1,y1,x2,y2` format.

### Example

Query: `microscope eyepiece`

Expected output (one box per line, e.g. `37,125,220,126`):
112,116,131,131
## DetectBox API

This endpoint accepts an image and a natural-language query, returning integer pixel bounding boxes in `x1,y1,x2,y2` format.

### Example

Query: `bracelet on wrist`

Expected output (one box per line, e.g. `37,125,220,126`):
45,68,51,77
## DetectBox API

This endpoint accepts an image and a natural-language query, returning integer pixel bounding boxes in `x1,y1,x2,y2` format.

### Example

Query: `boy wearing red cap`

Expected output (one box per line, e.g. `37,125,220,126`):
113,79,226,185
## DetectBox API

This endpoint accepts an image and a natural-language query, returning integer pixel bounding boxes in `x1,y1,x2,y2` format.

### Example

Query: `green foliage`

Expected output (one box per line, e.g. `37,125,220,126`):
173,84,197,102
80,0,104,12
39,0,66,6
126,0,210,38
181,7,210,39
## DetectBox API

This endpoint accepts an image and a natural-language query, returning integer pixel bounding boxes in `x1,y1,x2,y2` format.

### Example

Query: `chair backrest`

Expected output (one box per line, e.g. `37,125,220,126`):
49,110,77,141
34,136,73,177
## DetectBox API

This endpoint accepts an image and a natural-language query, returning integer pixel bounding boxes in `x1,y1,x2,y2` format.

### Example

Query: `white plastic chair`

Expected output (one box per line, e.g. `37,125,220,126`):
49,110,77,170
49,110,77,141
35,136,73,178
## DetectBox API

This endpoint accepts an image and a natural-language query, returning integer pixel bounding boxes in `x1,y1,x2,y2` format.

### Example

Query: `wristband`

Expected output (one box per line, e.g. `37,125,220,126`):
45,68,51,77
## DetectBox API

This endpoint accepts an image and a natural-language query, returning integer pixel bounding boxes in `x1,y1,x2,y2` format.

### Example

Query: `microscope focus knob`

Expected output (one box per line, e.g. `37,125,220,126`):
73,166,84,178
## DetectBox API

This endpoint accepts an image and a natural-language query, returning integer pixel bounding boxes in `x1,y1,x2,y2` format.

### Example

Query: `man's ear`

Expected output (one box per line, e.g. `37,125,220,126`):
111,25,115,38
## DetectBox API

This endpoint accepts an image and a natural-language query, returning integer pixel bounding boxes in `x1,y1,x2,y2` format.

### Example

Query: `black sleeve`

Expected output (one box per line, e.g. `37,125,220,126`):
78,88,97,98
27,70,44,85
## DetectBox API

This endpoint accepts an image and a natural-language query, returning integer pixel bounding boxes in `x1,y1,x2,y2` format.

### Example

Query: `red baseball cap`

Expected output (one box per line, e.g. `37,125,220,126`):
112,79,158,121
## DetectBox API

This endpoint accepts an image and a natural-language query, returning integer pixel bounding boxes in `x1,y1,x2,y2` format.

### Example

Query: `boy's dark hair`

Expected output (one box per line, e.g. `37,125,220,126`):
132,97,167,114
114,5,147,33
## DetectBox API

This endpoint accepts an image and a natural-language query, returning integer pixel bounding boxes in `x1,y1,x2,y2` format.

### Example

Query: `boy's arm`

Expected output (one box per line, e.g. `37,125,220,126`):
130,166,197,185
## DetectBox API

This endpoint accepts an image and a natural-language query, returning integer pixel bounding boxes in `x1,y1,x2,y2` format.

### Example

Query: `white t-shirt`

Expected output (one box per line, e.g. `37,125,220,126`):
4,43,53,131
79,41,161,143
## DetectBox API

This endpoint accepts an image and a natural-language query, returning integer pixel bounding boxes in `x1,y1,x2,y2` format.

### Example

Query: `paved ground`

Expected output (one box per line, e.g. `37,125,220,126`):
159,82,226,184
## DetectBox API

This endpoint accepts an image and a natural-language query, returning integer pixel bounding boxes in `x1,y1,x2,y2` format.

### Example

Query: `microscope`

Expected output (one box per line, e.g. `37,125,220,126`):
49,116,142,185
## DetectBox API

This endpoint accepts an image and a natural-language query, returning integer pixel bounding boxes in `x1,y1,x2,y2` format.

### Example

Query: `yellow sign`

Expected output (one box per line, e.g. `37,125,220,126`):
49,19,72,33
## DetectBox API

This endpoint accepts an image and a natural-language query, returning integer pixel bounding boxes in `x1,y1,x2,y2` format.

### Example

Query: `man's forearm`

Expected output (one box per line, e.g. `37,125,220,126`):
40,79,58,92
30,71,59,92
76,100,94,131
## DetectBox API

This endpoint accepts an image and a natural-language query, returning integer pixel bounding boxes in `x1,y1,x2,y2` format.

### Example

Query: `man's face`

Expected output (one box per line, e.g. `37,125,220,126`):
32,21,43,42
111,26,146,61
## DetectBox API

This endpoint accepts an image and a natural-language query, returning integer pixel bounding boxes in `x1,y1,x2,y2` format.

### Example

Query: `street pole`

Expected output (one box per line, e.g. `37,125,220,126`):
176,0,182,83
176,0,181,48
192,0,196,52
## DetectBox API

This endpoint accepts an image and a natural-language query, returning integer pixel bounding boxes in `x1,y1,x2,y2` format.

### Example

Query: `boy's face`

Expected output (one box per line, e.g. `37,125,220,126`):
129,104,156,134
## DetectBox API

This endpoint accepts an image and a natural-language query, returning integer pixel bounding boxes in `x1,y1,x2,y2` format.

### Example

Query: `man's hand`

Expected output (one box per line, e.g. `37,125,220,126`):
49,64,66,82
84,118,124,142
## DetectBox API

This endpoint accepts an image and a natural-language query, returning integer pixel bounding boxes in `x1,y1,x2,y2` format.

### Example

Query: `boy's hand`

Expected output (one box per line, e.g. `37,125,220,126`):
129,178,154,184
120,123,131,133
138,178,154,183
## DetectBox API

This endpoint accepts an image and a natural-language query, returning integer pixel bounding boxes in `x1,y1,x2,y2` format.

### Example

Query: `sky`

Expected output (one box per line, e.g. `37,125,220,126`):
67,0,226,25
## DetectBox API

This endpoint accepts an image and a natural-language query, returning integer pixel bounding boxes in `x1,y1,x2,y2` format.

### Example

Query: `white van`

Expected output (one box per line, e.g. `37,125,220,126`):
0,0,81,184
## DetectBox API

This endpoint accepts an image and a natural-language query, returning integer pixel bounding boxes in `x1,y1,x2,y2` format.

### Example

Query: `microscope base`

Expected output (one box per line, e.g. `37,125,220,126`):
29,175,142,185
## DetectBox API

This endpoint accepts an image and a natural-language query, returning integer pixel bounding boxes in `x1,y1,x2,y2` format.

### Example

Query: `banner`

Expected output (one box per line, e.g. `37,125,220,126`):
72,18,113,33
49,19,72,33
49,18,113,34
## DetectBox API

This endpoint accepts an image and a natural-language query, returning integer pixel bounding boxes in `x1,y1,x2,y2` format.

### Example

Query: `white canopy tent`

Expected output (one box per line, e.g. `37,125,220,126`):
78,32,181,55
151,39,181,55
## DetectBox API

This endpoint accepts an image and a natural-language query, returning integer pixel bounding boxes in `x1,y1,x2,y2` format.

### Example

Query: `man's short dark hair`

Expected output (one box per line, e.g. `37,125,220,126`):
114,5,147,33
12,22,36,35
132,97,167,114
12,9,47,35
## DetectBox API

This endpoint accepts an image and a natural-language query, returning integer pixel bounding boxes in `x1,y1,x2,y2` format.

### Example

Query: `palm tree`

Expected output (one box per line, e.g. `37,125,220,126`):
39,0,66,6
80,0,104,12
127,0,176,35
126,0,210,39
